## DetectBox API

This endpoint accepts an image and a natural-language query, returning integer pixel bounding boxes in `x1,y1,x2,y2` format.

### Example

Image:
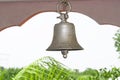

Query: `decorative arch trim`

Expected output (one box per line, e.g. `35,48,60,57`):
0,0,120,31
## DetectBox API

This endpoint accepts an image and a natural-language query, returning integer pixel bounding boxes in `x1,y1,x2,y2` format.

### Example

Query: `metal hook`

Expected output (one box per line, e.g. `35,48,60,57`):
57,0,72,14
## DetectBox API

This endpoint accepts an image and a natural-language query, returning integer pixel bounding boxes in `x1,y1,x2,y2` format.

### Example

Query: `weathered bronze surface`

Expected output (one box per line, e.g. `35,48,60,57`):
47,11,83,58
47,21,83,51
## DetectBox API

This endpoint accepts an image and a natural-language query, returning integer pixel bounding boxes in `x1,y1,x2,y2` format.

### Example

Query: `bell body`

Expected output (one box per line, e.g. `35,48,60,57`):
47,21,83,51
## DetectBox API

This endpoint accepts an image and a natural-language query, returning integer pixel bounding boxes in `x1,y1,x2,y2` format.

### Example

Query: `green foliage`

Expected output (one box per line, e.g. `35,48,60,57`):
0,56,120,80
0,66,21,80
99,67,120,80
13,56,72,80
78,68,99,80
12,56,120,80
114,29,120,53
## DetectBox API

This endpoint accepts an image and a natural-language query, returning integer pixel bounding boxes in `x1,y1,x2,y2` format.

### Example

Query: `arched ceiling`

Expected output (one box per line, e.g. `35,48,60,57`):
0,0,120,31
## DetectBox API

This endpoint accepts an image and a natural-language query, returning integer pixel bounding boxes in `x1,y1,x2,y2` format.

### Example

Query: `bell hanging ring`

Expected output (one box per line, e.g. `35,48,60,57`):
57,0,71,14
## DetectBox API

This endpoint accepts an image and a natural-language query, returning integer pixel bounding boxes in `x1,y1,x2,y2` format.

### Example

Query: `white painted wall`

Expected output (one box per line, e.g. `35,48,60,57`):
0,12,119,71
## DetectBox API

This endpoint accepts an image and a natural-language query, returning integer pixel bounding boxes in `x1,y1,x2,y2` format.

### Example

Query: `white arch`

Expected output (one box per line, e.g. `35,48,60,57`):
0,12,119,71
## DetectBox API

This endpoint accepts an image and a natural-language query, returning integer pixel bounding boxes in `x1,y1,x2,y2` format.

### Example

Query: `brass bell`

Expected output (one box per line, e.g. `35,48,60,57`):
47,13,83,58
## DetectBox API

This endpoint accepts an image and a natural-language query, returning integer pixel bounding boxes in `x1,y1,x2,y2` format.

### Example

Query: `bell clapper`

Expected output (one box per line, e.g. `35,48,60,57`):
61,50,68,58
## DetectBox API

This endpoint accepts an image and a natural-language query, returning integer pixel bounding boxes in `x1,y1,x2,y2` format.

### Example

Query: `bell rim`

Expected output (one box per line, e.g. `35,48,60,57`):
46,48,83,51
